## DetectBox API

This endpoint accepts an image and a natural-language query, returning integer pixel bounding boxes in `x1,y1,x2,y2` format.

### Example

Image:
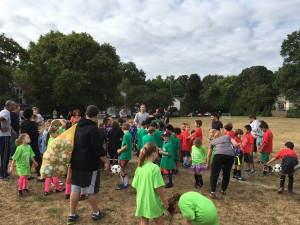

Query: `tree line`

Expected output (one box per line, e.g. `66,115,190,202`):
0,30,299,117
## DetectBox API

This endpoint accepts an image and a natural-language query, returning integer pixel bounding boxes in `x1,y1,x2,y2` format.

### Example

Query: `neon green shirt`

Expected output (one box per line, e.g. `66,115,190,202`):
142,134,157,147
136,128,148,150
132,161,165,218
12,144,35,176
178,192,219,225
154,129,163,148
120,131,133,160
160,141,174,170
191,145,207,165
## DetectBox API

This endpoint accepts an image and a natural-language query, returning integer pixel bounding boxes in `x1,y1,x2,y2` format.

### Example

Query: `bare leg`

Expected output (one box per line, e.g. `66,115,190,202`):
153,215,164,225
140,217,149,225
70,191,80,215
88,194,99,213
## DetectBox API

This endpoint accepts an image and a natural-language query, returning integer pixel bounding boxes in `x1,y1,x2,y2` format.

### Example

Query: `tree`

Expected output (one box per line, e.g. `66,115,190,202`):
183,74,202,114
119,62,146,86
21,31,122,113
280,30,300,65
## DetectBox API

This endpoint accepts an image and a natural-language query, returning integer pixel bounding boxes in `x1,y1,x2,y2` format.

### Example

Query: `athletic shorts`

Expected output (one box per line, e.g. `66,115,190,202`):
160,168,172,175
281,156,298,175
183,151,190,157
260,152,270,162
234,152,244,166
71,168,100,194
244,153,253,164
120,160,129,168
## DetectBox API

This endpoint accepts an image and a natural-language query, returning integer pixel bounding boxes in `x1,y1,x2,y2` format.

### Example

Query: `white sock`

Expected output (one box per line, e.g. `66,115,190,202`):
123,175,128,186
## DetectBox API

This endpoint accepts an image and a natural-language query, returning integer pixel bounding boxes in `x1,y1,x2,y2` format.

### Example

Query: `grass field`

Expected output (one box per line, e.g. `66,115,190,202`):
1,116,300,225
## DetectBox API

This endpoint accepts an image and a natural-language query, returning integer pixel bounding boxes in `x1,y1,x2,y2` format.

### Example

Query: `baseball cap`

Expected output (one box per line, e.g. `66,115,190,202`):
85,105,99,117
162,130,171,137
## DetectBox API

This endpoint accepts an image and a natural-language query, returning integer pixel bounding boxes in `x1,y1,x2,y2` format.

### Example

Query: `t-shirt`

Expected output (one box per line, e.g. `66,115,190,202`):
132,161,165,218
0,109,11,136
210,135,234,156
160,141,175,170
145,116,156,125
134,112,149,127
173,136,181,160
241,133,254,154
275,148,298,159
154,129,164,148
261,130,273,153
136,128,148,150
142,134,157,147
120,132,133,160
211,121,223,130
178,192,219,225
12,144,35,176
224,131,235,139
41,130,48,154
70,116,81,125
234,137,242,152
192,127,203,141
129,125,137,140
191,145,207,165
250,119,259,138
10,111,20,134
181,130,191,151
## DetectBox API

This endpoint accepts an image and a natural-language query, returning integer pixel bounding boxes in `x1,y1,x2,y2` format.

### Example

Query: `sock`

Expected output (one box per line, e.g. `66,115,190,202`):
123,175,128,186
168,173,173,184
183,156,188,165
120,174,124,184
23,176,28,190
280,175,286,188
65,183,71,195
288,175,294,190
45,178,51,192
237,170,241,177
52,177,61,190
93,211,100,216
18,176,24,191
198,174,203,185
194,174,198,182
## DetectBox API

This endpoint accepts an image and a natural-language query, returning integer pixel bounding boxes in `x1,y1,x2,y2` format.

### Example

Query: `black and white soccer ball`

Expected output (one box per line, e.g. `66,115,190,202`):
273,164,282,173
111,165,121,174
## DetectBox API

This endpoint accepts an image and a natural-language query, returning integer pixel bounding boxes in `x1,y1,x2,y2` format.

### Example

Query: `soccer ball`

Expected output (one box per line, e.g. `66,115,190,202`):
111,165,121,174
273,164,282,173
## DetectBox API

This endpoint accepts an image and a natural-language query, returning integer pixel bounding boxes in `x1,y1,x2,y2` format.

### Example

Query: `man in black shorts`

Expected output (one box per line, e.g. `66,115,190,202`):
67,105,109,224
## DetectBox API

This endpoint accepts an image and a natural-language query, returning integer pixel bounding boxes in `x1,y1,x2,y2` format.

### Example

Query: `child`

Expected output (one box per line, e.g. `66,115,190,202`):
190,138,207,188
258,121,273,165
117,123,133,190
187,120,203,142
40,120,51,155
159,130,174,188
44,125,65,195
173,127,182,174
224,123,235,139
129,119,137,151
181,124,191,168
132,142,168,225
265,142,298,193
9,133,38,196
256,120,265,164
242,125,255,175
142,126,157,146
136,121,148,157
232,129,245,181
151,122,164,149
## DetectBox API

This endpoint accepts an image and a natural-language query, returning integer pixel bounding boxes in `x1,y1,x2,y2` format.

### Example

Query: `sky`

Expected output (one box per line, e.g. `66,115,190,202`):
1,0,300,79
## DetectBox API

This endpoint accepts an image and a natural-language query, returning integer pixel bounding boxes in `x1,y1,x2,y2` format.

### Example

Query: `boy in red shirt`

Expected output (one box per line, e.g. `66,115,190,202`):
259,122,273,176
265,142,298,193
224,123,235,139
188,120,203,141
181,123,192,167
232,129,245,181
242,125,255,175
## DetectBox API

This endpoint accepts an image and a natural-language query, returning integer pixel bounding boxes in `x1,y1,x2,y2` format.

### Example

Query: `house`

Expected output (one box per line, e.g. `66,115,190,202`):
11,84,29,106
272,94,295,116
171,97,184,111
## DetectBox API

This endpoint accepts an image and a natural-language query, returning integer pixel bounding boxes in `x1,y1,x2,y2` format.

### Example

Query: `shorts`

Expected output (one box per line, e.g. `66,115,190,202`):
234,152,244,166
120,160,129,168
183,151,190,157
160,168,172,175
244,153,253,164
71,168,100,194
281,156,298,175
190,164,207,173
260,152,270,162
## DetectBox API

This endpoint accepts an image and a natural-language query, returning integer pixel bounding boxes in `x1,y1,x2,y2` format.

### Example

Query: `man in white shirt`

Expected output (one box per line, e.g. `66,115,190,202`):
0,100,16,179
249,115,259,157
134,104,149,128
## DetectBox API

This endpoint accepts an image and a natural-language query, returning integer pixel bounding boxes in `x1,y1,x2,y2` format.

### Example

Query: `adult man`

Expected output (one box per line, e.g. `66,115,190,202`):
209,113,223,140
249,115,259,157
163,108,170,125
0,100,16,179
68,105,109,224
134,104,149,128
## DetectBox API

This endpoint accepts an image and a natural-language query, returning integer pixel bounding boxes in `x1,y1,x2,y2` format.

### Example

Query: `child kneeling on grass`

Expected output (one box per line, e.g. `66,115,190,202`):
265,141,298,194
132,142,168,225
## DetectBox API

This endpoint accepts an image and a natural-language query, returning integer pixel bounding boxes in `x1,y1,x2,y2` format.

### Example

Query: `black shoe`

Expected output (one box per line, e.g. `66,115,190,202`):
194,182,202,188
37,178,45,182
79,194,88,201
44,190,53,196
56,188,66,193
67,214,79,225
28,176,35,181
92,211,105,221
65,194,70,199
164,183,173,188
23,189,30,193
288,189,293,193
18,190,23,197
221,190,226,196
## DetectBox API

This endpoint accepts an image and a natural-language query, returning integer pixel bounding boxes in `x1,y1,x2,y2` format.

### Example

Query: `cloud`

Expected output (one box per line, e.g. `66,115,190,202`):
1,0,300,78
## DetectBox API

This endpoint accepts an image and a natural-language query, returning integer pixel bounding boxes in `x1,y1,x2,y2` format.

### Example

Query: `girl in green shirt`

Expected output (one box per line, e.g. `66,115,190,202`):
132,142,168,225
10,133,38,196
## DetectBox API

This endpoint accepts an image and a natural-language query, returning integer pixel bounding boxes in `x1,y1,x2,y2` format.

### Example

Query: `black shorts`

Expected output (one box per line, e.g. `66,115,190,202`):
244,153,253,164
234,152,243,166
71,168,100,194
281,156,298,175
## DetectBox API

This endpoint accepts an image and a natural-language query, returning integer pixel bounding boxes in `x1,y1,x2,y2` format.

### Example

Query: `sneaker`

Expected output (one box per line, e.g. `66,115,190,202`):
92,211,105,221
194,182,202,188
248,170,256,175
56,188,66,193
237,176,245,181
209,192,216,199
288,189,293,193
37,178,45,182
44,190,53,196
221,190,226,196
18,190,23,197
65,194,70,199
164,183,173,188
28,176,35,181
243,169,251,173
233,174,238,179
116,184,128,190
23,189,30,193
79,194,88,201
259,173,266,177
182,163,188,168
278,187,284,194
67,214,79,225
294,164,300,171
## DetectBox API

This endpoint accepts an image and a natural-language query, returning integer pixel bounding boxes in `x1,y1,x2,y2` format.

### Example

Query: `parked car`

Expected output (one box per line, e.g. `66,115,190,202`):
203,112,211,116
187,112,198,117
197,113,203,117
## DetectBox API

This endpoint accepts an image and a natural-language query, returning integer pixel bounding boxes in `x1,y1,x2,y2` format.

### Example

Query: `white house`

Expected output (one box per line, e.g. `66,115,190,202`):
273,94,294,111
171,97,184,111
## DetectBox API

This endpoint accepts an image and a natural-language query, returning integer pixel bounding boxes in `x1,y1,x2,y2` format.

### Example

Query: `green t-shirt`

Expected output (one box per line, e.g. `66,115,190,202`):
178,192,219,225
137,128,148,150
160,141,175,170
120,132,133,160
191,145,207,165
132,161,165,218
174,136,181,160
154,129,163,148
142,134,157,147
210,147,216,165
12,144,35,176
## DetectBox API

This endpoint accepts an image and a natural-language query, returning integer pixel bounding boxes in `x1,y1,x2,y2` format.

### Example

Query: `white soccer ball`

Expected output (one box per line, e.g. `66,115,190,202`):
111,165,121,174
273,164,282,173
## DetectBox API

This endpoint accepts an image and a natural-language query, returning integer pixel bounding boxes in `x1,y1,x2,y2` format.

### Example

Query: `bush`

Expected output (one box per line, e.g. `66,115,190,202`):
286,106,300,118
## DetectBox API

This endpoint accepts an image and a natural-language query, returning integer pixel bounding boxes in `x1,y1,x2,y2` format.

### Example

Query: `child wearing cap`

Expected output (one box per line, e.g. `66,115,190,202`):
159,130,175,188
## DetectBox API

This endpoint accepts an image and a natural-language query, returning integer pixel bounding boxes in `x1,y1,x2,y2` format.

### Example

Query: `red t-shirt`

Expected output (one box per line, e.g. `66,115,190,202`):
242,133,254,153
181,130,191,152
234,136,242,152
275,148,298,159
261,130,273,153
70,116,80,125
224,130,235,139
192,127,203,141
176,133,184,151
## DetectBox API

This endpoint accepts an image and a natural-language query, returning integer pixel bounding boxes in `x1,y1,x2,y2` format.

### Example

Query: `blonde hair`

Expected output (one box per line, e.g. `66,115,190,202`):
15,133,29,147
147,126,156,134
138,142,157,167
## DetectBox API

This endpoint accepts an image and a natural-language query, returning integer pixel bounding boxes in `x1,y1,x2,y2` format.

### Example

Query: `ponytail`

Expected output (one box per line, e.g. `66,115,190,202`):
138,147,147,167
15,133,28,147
167,193,182,225
137,142,157,167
